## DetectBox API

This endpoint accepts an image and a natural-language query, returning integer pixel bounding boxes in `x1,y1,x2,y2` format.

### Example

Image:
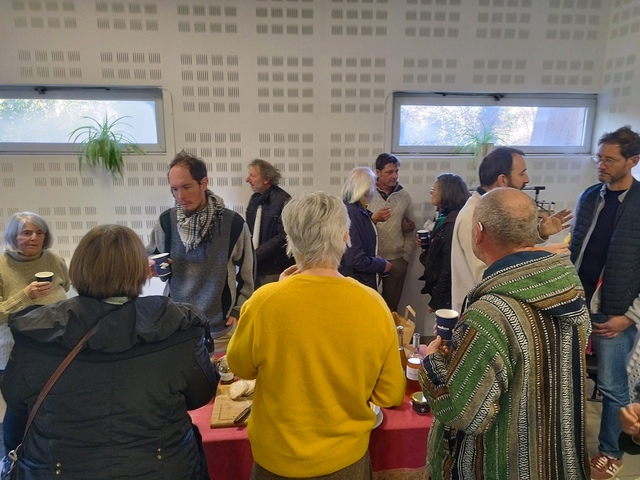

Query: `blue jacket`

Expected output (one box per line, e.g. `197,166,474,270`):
570,179,640,315
339,202,386,289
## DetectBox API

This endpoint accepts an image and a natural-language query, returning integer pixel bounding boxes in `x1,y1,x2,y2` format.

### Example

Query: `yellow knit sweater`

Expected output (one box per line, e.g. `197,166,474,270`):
0,250,70,368
227,274,405,477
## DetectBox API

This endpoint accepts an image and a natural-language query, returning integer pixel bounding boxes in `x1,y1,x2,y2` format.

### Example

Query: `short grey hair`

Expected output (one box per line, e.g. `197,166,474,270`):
3,212,53,253
342,166,376,204
282,191,350,270
248,158,282,186
473,187,538,249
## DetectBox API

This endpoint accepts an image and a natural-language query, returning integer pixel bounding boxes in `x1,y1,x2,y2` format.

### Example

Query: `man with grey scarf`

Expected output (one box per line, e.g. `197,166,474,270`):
148,151,255,353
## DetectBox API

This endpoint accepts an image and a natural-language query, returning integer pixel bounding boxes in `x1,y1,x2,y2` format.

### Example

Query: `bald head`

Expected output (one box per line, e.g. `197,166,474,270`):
472,188,538,263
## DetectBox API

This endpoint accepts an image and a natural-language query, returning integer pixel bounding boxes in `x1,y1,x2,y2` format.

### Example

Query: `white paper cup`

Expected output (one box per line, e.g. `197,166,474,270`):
150,253,171,277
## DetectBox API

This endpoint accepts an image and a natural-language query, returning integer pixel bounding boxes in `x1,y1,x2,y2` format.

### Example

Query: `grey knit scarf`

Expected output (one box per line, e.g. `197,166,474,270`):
176,190,223,252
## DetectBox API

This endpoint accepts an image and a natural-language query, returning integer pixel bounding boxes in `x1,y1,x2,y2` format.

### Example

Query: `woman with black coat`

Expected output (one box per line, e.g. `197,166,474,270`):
419,173,470,311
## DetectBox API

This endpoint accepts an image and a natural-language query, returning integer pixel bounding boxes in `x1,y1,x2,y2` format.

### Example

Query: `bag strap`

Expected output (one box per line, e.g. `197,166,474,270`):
20,324,99,442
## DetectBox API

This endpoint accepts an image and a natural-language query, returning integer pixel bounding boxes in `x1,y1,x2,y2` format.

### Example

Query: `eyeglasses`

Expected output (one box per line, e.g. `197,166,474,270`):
591,155,625,165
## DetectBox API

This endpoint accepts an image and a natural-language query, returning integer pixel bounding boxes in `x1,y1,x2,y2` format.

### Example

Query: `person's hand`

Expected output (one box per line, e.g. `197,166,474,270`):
148,259,158,278
620,403,640,437
428,307,435,313
592,315,634,339
148,257,172,278
383,260,392,273
424,336,450,357
371,206,391,223
226,316,237,327
279,265,300,281
538,209,573,237
538,242,569,255
25,281,53,300
402,217,416,233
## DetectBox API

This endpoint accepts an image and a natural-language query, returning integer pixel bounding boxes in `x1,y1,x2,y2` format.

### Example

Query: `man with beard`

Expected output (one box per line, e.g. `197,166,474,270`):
570,126,640,479
148,151,254,353
450,147,572,313
245,159,294,288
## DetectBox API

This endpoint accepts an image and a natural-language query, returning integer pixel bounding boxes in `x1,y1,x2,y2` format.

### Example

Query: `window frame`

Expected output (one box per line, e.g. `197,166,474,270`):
391,92,597,155
0,86,166,155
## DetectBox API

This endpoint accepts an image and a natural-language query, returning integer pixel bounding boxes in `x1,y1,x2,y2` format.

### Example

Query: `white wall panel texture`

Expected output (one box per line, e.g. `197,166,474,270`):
0,0,625,330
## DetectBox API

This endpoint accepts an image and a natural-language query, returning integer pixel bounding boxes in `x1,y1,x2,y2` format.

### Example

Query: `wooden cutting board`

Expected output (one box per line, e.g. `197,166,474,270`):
210,384,253,428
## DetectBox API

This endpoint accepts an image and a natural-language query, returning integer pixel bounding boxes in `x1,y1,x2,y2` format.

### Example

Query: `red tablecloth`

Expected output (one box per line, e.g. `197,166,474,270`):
189,389,432,480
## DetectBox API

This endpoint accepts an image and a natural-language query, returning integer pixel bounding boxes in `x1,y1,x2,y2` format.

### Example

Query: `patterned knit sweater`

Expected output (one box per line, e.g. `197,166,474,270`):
368,185,414,262
420,251,591,480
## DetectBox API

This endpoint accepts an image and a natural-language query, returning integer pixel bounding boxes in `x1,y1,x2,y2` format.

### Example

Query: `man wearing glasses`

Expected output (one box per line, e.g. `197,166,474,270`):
570,125,640,480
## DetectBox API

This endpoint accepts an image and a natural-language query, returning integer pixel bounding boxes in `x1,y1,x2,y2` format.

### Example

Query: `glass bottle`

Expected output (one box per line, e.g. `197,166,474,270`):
203,323,214,354
397,325,408,372
406,332,424,393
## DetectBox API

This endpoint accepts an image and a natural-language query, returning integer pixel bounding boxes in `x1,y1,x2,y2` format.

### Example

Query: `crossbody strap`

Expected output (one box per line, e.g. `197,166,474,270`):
21,323,99,442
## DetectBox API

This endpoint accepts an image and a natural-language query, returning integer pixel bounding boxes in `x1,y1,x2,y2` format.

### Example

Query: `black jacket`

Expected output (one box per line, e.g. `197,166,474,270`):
2,296,219,480
339,202,387,289
245,185,295,276
570,179,640,314
419,210,460,310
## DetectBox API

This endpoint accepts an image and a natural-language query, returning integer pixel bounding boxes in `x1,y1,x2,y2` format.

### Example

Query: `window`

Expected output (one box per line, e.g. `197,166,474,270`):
391,92,596,155
0,86,166,154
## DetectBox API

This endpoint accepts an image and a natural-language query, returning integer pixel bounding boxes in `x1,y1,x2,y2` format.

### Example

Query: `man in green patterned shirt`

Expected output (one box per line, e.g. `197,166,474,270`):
420,187,591,480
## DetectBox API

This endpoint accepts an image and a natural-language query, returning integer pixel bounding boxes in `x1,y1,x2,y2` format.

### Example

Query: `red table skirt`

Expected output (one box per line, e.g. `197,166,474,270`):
189,389,432,480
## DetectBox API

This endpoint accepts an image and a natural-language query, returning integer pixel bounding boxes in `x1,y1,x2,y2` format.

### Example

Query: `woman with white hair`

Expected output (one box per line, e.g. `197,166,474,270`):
0,212,70,455
227,191,405,480
339,167,392,289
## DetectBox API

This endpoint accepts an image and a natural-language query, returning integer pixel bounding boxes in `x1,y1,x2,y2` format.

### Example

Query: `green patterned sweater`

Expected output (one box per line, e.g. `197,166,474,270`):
420,251,591,480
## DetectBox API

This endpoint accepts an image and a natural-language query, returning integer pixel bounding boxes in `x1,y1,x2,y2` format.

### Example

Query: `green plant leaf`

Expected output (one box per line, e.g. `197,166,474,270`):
68,114,144,178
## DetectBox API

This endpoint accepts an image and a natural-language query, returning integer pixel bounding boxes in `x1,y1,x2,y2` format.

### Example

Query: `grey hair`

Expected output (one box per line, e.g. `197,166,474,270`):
248,158,282,185
282,191,350,270
3,212,53,253
341,166,376,204
473,187,538,249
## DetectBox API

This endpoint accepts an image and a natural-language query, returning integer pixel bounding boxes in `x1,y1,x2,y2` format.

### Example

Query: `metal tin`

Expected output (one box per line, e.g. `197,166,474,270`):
411,391,431,415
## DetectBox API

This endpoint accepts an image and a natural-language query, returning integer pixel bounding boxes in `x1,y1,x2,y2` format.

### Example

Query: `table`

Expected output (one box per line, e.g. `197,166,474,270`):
189,388,432,480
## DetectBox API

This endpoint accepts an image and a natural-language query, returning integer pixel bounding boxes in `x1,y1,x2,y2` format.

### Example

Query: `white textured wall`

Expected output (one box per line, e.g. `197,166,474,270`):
2,0,638,332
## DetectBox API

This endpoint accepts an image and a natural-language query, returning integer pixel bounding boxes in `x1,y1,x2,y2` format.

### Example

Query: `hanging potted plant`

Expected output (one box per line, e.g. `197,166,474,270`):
453,121,504,186
69,114,144,177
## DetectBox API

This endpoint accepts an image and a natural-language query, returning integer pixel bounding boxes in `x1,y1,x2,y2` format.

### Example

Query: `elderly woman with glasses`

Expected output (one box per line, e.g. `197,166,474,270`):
338,167,392,289
0,212,71,457
0,212,70,365
227,191,405,480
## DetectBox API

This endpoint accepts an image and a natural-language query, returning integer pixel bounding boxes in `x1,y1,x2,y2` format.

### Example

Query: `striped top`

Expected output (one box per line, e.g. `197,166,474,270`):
420,251,591,480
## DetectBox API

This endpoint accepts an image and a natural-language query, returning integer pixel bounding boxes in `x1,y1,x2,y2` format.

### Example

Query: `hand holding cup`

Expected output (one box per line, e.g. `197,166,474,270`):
435,309,459,345
149,253,172,277
417,230,430,249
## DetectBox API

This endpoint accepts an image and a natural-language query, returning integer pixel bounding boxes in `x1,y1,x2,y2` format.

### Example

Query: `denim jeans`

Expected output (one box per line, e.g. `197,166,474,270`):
591,312,637,458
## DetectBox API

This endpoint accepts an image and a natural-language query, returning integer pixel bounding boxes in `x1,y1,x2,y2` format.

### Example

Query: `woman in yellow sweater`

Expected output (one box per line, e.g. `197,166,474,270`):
0,211,70,454
227,191,405,480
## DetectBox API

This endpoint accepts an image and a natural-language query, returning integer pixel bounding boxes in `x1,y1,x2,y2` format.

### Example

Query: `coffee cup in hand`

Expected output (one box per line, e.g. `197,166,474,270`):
435,309,459,342
417,230,430,249
35,271,54,282
150,253,172,277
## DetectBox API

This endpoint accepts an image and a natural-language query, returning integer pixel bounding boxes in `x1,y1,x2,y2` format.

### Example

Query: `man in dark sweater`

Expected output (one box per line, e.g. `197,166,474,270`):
245,159,294,288
570,125,640,480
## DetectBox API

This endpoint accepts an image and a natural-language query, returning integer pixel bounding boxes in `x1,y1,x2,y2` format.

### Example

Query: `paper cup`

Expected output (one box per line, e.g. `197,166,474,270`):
435,309,459,342
150,253,171,277
417,230,430,249
35,271,54,282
